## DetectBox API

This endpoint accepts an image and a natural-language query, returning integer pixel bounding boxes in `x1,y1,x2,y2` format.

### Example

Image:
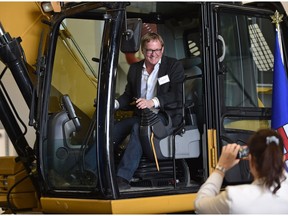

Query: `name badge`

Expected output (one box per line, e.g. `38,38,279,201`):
158,75,170,85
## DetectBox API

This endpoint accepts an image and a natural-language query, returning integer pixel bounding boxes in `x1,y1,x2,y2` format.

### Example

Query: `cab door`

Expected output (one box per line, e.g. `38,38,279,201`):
208,3,279,184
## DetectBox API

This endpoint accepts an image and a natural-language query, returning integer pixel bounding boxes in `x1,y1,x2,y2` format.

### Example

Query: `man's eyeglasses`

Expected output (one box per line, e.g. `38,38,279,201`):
145,48,162,55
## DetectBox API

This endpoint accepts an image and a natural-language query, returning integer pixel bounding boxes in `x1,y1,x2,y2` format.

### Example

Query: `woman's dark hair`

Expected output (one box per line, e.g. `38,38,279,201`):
247,128,285,194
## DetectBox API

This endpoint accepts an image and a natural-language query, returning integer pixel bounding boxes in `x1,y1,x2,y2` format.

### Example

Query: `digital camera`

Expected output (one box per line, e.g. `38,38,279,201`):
237,146,249,159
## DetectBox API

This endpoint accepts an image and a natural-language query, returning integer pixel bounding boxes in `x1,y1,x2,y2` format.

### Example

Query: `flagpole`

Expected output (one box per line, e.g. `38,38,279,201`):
271,10,284,63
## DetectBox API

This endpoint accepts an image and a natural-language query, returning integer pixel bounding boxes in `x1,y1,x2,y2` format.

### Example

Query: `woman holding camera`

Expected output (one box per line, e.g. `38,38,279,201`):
194,128,288,214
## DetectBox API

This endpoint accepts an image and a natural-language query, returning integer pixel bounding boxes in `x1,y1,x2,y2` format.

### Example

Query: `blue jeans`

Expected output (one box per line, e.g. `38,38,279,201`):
113,116,142,181
113,112,170,182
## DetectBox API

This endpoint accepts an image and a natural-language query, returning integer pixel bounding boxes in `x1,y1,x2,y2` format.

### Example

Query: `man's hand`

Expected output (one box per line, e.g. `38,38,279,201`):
135,98,154,109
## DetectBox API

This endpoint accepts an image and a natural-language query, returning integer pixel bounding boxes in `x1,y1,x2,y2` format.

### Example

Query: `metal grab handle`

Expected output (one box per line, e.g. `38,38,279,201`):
217,35,226,62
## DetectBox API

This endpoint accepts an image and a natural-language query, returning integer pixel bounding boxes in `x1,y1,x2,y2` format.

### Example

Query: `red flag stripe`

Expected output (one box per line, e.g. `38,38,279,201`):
277,125,288,161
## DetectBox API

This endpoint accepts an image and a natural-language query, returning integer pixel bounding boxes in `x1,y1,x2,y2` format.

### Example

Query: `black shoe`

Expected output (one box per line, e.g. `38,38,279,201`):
117,176,131,190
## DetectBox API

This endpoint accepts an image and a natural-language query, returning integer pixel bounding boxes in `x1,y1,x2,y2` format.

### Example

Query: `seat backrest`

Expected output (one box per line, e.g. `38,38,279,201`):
179,57,202,106
180,57,203,132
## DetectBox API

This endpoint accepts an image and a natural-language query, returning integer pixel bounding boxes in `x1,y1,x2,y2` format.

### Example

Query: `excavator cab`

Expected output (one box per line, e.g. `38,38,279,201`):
0,1,287,214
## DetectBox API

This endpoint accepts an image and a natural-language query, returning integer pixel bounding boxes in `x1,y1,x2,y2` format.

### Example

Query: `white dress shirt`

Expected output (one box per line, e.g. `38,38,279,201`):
141,60,161,112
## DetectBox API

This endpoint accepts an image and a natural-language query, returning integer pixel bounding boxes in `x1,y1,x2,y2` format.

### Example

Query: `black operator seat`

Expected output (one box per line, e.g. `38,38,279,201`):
46,95,82,182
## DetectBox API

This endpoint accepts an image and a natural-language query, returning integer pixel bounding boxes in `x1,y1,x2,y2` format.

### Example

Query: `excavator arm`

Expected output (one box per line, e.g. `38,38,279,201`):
0,22,36,173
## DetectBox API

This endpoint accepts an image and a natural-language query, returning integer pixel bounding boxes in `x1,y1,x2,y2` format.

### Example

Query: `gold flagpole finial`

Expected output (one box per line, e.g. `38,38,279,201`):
271,10,284,29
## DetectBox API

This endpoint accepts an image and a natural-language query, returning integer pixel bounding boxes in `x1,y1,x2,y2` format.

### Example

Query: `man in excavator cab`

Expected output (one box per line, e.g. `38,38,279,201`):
113,32,184,189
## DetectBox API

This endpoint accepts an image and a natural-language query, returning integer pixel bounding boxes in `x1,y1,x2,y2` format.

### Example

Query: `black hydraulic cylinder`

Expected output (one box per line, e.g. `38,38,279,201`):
0,22,34,109
0,88,35,165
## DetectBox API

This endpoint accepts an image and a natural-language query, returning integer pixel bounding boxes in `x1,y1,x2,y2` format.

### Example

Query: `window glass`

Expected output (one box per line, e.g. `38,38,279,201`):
49,19,101,118
219,13,274,109
218,12,274,131
45,18,102,190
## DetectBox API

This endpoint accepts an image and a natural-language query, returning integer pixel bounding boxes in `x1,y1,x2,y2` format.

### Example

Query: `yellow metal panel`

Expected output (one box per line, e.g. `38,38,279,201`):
207,129,217,175
111,193,197,214
0,2,48,66
0,192,38,210
0,170,35,193
41,193,197,214
0,156,24,175
41,197,113,214
0,156,38,209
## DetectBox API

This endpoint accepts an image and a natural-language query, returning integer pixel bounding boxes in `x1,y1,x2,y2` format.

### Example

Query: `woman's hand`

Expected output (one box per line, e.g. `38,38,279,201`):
217,143,241,171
